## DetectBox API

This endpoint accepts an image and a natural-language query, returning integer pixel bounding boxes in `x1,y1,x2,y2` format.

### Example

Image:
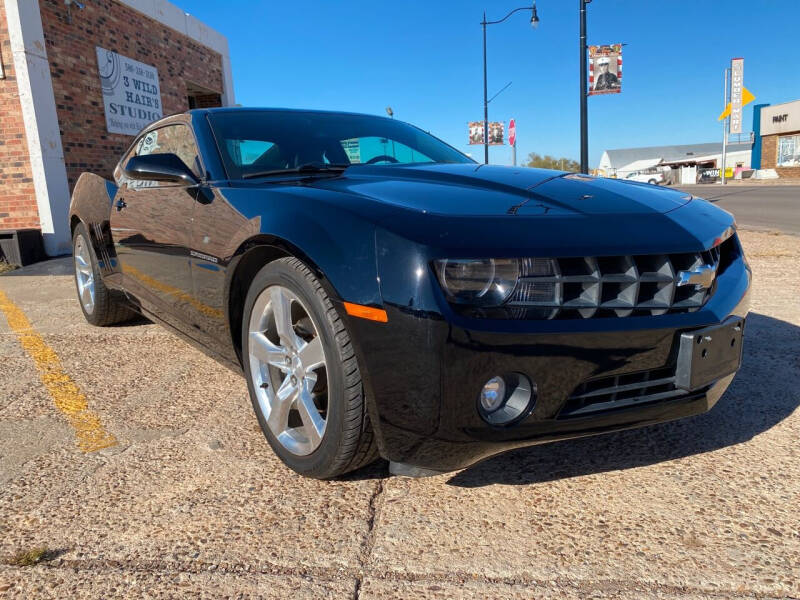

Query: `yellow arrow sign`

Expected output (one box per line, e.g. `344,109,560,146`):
718,87,755,121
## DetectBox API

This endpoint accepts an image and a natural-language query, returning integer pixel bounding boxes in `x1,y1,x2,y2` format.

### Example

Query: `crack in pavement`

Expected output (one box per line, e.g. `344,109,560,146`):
354,476,387,599
9,557,793,599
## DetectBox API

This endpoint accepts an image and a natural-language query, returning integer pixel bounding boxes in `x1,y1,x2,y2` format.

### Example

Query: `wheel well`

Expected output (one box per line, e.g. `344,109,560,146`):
70,215,81,235
228,244,291,364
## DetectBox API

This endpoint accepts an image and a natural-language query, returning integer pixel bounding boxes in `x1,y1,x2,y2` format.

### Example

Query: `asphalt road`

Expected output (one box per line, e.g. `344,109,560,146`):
1,231,799,598
677,185,800,236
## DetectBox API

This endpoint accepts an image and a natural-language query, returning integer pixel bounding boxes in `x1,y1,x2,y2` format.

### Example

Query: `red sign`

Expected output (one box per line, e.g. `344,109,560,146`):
508,119,516,146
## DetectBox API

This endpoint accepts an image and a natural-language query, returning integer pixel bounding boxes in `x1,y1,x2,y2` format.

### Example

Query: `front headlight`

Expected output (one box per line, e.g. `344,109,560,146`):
434,258,519,306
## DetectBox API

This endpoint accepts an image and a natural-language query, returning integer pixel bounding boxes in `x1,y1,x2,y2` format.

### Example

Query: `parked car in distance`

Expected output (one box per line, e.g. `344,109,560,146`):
69,108,751,479
624,169,666,185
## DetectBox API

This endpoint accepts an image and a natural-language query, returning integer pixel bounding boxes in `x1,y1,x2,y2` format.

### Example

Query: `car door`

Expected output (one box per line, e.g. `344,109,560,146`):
110,123,201,331
188,138,279,348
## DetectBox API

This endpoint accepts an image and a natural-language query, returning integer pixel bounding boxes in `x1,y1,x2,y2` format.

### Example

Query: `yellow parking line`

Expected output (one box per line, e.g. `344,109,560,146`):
0,289,117,452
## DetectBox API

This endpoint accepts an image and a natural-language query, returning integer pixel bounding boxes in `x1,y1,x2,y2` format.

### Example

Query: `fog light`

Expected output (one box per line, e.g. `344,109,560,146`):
480,376,506,412
478,373,536,426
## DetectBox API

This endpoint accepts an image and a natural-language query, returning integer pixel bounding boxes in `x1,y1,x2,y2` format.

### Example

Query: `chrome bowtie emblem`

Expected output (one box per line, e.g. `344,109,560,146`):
677,263,716,289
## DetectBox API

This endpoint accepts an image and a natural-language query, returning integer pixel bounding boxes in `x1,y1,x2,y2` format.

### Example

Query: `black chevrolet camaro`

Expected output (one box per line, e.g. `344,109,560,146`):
69,108,750,479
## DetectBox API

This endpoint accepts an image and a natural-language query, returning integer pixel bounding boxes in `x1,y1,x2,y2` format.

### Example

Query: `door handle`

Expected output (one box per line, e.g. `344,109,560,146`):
115,198,127,211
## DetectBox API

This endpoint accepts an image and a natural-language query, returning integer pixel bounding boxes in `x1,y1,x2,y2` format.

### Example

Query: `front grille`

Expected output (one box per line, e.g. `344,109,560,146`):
505,237,734,319
559,366,705,418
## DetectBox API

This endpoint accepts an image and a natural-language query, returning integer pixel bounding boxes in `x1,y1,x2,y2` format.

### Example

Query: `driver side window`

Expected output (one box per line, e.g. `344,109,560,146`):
136,125,202,177
115,124,202,187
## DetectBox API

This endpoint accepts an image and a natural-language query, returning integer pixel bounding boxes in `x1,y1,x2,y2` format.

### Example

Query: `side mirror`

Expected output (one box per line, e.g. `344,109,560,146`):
124,153,199,185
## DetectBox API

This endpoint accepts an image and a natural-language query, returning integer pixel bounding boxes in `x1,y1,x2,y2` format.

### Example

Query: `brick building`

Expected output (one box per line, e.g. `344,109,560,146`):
0,0,233,256
752,100,800,178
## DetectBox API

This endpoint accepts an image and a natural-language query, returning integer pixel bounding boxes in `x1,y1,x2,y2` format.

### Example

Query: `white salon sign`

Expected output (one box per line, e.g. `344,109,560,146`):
96,46,163,135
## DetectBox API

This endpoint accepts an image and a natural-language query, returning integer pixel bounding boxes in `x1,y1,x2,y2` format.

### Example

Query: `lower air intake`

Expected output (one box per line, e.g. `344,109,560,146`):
559,366,708,418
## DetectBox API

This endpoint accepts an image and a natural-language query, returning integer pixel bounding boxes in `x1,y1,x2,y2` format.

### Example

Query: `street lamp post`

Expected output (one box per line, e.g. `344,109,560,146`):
481,3,539,165
481,2,592,170
579,0,589,173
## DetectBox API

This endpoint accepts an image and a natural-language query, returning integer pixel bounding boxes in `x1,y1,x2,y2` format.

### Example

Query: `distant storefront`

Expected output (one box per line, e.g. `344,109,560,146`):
755,100,800,177
0,0,234,256
596,142,752,184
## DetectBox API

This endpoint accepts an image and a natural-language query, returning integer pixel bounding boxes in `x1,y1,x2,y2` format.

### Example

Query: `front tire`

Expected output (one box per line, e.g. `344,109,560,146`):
72,223,134,326
242,257,378,479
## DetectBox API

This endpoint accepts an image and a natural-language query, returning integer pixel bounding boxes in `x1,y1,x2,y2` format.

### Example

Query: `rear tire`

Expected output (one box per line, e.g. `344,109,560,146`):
72,222,135,326
648,178,658,185
242,257,379,479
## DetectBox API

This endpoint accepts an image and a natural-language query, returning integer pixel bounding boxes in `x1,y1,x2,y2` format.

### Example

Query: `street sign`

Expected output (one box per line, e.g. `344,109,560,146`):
508,119,516,146
729,58,744,134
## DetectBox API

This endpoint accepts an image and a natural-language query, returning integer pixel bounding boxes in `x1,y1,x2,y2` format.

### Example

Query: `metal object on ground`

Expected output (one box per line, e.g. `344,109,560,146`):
0,229,45,267
389,461,446,478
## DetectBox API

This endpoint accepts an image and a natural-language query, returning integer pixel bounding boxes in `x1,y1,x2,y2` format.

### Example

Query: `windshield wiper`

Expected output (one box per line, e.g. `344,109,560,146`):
241,163,350,180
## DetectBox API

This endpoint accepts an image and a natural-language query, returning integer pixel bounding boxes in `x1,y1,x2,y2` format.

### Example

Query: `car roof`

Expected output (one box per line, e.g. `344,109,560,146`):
187,107,394,121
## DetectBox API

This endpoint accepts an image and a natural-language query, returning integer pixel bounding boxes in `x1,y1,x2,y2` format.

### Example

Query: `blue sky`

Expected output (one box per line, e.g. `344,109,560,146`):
185,0,800,166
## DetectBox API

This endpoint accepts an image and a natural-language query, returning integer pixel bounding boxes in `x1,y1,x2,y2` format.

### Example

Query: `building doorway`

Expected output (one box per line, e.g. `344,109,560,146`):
186,81,222,109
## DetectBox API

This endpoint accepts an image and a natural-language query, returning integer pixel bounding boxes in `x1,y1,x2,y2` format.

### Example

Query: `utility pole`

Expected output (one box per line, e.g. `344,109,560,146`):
482,11,489,164
481,5,538,166
579,0,589,173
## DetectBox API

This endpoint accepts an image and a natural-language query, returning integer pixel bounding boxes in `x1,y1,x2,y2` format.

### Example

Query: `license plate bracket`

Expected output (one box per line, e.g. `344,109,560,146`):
675,317,745,392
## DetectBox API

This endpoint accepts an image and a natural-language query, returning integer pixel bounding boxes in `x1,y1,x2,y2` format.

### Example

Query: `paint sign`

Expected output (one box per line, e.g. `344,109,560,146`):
589,44,622,96
341,139,361,163
729,58,744,135
96,46,163,135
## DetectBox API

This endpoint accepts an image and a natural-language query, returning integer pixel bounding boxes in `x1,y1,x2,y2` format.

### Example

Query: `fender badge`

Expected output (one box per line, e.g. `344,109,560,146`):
190,250,219,264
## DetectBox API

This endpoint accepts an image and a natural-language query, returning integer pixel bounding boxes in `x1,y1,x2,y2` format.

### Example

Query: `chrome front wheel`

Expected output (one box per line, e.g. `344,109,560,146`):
242,257,379,478
247,285,328,456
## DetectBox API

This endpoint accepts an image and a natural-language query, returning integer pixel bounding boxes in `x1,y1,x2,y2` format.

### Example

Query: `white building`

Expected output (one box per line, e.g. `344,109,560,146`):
597,142,752,183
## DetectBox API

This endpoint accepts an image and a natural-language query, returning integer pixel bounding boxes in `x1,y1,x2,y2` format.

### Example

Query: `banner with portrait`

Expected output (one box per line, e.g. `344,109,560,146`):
589,44,622,96
468,121,505,145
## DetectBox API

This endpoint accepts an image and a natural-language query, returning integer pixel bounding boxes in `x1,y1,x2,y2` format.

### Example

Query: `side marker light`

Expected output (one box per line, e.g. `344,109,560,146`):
344,302,388,323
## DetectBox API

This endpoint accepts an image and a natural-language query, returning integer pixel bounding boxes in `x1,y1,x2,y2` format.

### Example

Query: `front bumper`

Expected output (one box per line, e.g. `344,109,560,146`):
345,238,752,473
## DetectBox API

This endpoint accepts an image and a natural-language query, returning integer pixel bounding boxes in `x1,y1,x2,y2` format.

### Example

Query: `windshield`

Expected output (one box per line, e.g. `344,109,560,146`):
207,110,473,179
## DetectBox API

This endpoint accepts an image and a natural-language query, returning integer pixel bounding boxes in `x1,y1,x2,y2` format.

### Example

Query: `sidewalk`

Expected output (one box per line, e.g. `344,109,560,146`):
719,178,800,185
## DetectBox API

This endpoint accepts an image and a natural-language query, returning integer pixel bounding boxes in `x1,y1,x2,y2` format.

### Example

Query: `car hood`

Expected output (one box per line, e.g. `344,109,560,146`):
226,163,732,257
313,163,691,216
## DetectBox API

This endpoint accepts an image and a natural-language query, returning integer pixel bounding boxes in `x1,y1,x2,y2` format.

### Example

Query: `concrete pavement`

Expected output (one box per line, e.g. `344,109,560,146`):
677,185,800,236
0,231,799,599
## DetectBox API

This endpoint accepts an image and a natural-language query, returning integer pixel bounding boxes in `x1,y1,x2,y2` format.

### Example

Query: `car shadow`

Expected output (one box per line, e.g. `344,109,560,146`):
446,312,799,488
